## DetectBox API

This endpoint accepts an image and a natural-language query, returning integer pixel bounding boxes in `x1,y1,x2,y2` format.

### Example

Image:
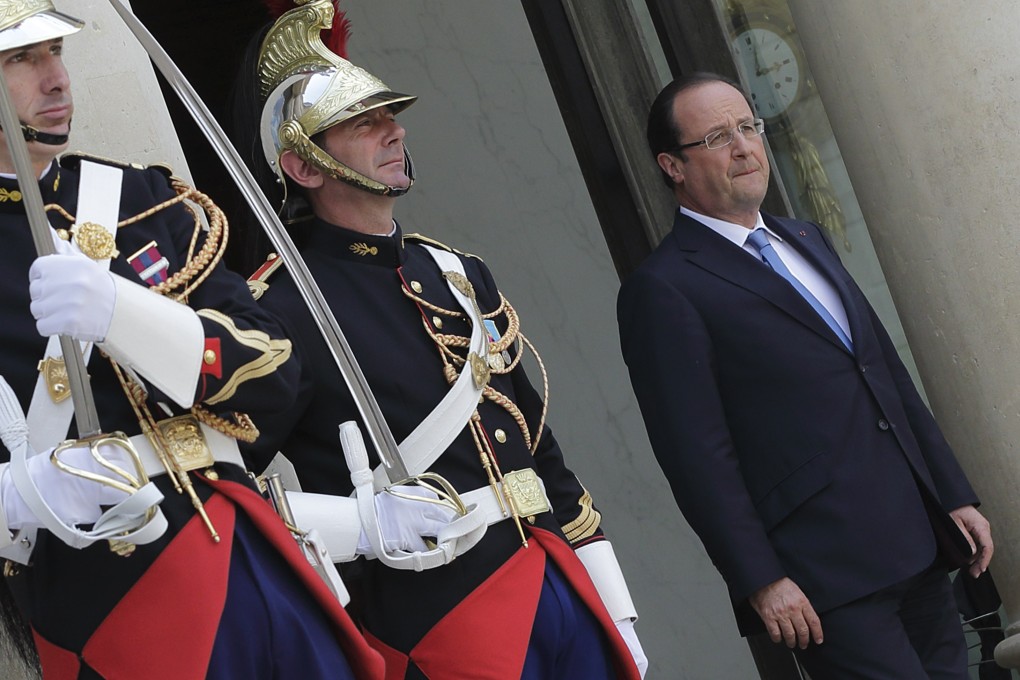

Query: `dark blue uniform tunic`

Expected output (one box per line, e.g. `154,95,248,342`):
244,218,632,679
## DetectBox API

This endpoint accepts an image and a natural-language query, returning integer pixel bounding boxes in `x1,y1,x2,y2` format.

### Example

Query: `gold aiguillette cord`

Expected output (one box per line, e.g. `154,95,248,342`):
111,362,219,542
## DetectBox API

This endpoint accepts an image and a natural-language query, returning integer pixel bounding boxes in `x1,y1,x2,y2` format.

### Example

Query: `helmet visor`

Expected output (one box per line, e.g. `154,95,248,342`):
0,10,83,52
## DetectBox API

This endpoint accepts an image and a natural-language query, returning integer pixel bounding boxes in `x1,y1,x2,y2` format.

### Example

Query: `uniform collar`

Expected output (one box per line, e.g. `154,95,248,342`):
303,216,407,267
0,160,63,214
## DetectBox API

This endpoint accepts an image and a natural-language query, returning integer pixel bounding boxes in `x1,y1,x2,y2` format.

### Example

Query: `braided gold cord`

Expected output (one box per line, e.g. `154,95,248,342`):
191,405,259,444
115,190,191,228
518,332,549,455
150,182,228,300
410,279,546,454
469,413,502,484
482,294,519,354
179,199,202,267
480,293,508,320
44,190,191,227
401,284,464,317
482,383,532,451
44,203,76,223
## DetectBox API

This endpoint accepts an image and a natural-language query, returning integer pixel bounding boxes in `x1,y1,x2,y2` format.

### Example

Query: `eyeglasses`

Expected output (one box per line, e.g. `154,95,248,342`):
677,119,765,151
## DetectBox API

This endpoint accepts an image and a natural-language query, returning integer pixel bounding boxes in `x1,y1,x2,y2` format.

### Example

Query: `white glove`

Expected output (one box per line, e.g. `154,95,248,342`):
29,253,116,342
356,485,458,557
1,443,133,530
616,618,648,678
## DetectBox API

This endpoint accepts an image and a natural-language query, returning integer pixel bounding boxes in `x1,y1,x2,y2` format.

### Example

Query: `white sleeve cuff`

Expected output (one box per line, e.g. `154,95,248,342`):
100,275,203,408
287,490,362,563
0,464,34,565
575,540,639,623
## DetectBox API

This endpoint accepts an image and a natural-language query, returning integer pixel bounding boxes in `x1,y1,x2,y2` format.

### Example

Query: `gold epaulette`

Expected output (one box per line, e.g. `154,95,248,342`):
404,232,483,262
247,253,284,300
59,151,175,182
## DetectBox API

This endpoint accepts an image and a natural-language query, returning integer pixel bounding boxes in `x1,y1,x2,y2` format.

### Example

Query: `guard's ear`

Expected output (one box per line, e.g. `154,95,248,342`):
279,150,324,189
657,152,683,186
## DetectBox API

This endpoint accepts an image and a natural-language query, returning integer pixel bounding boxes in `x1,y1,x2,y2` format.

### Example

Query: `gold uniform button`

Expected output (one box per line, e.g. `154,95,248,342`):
203,349,218,365
433,316,443,329
494,429,507,444
411,281,423,293
56,228,70,241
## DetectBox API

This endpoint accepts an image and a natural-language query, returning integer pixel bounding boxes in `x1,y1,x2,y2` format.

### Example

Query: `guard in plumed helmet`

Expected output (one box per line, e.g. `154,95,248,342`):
234,1,648,678
0,2,384,678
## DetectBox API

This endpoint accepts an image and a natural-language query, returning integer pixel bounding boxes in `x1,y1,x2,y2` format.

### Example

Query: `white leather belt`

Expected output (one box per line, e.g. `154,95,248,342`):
461,477,551,527
128,423,244,478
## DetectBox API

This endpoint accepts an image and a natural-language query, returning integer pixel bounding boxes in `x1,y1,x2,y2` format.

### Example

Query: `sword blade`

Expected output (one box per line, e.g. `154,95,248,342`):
0,60,102,437
106,0,410,482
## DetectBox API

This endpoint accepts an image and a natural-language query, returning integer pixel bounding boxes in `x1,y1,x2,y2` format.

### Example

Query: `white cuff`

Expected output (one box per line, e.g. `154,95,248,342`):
575,540,638,623
0,464,34,564
286,490,362,563
100,275,203,408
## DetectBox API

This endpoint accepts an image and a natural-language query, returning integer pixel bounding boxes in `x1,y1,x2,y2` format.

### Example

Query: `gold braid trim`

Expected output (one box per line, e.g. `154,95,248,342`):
196,309,294,405
482,384,532,451
561,489,602,544
191,405,259,444
518,332,548,454
150,180,228,301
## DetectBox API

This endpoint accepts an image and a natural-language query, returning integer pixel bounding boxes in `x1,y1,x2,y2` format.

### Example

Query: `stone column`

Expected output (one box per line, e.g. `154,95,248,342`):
786,0,1020,665
64,0,189,175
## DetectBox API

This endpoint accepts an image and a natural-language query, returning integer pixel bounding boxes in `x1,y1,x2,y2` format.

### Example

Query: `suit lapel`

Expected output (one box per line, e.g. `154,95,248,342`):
670,211,854,354
764,215,869,353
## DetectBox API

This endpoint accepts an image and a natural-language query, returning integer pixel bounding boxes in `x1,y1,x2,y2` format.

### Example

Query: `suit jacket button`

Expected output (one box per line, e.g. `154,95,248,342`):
859,364,867,373
877,419,890,431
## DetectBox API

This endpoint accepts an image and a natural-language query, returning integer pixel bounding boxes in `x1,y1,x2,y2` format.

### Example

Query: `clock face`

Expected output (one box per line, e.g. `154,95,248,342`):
731,27,802,121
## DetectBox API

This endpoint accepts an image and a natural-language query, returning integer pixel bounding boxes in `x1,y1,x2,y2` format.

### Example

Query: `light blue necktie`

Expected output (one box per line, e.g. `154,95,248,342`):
745,228,853,352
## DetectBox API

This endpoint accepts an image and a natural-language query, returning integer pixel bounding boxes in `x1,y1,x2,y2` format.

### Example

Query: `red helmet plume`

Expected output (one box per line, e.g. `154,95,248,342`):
262,0,349,58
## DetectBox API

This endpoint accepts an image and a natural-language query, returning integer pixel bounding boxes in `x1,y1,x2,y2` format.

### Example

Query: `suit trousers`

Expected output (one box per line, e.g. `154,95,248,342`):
795,566,967,680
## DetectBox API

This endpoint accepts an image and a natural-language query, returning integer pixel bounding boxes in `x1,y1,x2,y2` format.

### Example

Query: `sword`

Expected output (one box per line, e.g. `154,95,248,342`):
0,58,101,437
106,0,411,483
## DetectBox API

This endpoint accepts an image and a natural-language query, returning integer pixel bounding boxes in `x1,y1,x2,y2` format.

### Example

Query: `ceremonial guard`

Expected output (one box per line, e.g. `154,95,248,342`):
237,1,647,678
0,2,383,678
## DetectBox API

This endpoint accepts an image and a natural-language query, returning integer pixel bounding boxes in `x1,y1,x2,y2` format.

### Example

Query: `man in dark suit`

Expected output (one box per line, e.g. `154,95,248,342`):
617,72,993,678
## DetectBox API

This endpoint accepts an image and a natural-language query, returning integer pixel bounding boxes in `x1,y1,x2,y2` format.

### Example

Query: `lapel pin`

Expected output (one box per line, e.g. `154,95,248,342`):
799,230,807,237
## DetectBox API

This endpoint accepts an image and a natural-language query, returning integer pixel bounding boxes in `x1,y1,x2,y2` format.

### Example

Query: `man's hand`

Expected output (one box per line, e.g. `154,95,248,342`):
749,577,823,649
29,253,116,342
950,505,993,578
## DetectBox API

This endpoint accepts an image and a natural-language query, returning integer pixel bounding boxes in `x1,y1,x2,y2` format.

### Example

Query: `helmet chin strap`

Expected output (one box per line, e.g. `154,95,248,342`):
280,120,415,198
0,121,70,146
383,147,416,198
21,123,69,146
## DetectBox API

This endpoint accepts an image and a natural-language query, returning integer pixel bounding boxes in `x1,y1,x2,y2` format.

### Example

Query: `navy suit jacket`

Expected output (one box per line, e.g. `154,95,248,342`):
618,210,978,634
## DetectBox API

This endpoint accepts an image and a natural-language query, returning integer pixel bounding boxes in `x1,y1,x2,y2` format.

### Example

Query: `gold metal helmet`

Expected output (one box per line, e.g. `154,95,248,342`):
0,0,82,52
258,0,416,197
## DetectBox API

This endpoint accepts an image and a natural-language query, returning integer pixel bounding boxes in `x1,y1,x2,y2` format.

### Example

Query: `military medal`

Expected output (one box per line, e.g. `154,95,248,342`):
127,241,169,285
483,319,512,370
